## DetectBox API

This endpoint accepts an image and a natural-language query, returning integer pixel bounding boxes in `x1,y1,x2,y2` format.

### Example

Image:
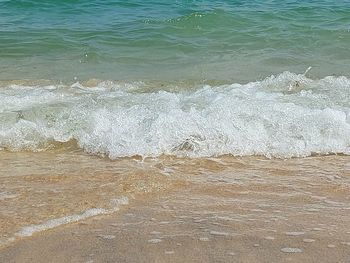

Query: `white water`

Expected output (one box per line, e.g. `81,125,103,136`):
1,72,349,158
16,196,129,237
17,208,108,237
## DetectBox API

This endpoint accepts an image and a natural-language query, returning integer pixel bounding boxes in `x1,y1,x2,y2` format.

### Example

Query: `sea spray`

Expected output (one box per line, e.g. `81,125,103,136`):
0,72,349,158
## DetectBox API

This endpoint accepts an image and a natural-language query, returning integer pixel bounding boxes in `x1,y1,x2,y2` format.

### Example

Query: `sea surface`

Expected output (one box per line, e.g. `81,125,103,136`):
0,0,350,158
1,0,350,81
0,0,350,252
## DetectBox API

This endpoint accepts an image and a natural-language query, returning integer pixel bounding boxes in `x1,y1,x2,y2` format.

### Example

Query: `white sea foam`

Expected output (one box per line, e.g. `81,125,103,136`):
16,196,128,237
148,238,162,244
281,247,303,253
17,208,108,237
1,72,350,158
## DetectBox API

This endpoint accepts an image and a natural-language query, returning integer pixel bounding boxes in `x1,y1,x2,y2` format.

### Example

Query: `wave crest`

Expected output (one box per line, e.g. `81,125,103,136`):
1,72,350,158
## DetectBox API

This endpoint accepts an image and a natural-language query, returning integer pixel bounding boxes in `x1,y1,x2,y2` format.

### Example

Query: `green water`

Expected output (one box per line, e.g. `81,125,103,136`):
0,1,350,158
0,0,350,82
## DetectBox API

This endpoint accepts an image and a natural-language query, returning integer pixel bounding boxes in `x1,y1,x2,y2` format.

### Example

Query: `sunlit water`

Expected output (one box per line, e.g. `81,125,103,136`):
0,151,349,256
0,0,350,252
0,0,349,81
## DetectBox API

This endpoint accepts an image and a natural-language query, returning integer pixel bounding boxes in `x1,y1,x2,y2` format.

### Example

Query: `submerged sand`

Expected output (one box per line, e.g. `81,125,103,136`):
0,152,349,262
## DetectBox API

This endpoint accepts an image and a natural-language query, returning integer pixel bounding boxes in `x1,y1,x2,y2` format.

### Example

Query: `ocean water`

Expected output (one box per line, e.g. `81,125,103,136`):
1,0,350,81
1,1,350,251
0,0,350,158
1,72,350,158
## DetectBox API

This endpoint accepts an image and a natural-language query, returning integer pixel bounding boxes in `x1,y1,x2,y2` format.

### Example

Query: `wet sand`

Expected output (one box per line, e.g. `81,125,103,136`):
0,153,350,262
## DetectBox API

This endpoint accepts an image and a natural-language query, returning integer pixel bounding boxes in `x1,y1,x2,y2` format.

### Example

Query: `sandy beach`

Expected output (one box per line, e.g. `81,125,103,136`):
1,1,350,262
1,153,349,262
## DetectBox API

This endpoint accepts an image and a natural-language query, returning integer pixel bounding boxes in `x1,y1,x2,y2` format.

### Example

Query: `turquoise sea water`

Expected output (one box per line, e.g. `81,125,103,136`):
0,1,350,158
1,0,350,82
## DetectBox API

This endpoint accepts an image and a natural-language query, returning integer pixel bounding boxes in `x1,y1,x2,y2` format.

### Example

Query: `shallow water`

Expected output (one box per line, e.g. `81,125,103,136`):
1,72,350,158
1,1,349,159
1,0,350,81
0,1,350,254
0,151,349,253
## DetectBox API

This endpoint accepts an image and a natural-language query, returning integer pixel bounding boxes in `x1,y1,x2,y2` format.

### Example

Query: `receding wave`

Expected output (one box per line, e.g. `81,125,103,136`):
0,71,349,158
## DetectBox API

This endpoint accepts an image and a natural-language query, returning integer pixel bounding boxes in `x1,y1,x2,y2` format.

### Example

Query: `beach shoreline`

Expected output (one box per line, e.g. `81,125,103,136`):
1,153,349,262
1,1,350,262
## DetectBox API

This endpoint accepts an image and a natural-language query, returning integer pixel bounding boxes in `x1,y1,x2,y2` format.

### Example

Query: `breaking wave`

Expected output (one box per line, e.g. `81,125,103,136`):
1,71,349,158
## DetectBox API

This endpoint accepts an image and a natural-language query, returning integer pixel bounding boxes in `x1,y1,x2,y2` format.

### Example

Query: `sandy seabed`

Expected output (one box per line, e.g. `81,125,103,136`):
0,152,350,262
